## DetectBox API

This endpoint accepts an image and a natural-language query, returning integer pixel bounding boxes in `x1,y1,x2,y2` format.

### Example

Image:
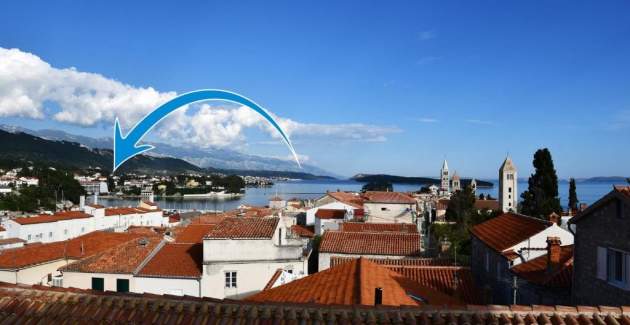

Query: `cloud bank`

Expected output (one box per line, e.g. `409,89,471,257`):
0,47,400,148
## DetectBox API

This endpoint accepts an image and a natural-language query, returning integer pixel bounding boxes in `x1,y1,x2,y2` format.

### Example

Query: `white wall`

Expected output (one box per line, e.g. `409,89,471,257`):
508,223,574,265
201,259,307,299
0,259,74,285
364,202,415,224
134,276,200,297
306,201,356,225
62,271,134,292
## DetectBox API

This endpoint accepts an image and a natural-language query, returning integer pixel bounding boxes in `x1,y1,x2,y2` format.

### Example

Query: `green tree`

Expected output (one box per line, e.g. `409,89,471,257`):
445,186,476,226
520,148,562,218
362,181,393,192
568,178,578,211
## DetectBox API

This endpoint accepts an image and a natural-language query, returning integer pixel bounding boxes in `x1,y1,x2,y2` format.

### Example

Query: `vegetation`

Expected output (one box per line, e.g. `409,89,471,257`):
361,180,393,192
0,165,85,212
568,178,579,211
519,148,562,218
432,186,500,260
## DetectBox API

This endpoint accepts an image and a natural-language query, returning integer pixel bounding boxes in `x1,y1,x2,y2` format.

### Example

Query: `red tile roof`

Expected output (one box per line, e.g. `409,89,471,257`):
13,211,91,225
511,245,574,288
327,192,364,208
315,208,346,220
471,213,551,253
1,284,630,324
474,199,500,211
330,257,456,268
105,207,140,216
339,222,418,233
175,224,215,243
363,191,417,204
246,258,460,306
392,266,482,304
137,243,202,278
263,269,284,290
290,224,315,238
205,217,278,239
0,226,5,232
0,231,144,270
615,185,630,199
60,237,162,274
0,238,25,245
320,231,422,256
189,213,227,225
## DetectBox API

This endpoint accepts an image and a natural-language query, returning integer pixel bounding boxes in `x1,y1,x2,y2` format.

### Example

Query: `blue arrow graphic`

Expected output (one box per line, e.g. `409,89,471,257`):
113,89,300,172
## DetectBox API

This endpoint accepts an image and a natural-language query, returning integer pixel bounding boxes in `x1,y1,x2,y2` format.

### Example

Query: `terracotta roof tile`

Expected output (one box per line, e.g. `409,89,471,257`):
104,207,158,216
339,222,418,233
320,231,422,256
60,237,162,274
511,245,573,287
137,243,202,278
471,213,551,253
246,258,460,306
175,224,215,243
0,226,5,231
263,269,284,290
12,211,91,225
205,217,278,239
0,283,630,323
0,231,144,269
189,213,227,224
327,192,364,208
0,238,25,245
474,199,500,211
330,257,456,267
315,208,346,219
290,225,315,238
363,191,417,204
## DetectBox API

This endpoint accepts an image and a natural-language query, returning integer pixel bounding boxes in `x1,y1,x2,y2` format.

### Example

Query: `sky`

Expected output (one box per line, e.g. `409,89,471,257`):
0,1,629,179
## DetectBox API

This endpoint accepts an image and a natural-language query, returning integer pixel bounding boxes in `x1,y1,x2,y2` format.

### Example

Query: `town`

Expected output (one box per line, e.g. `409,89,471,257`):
1,148,628,318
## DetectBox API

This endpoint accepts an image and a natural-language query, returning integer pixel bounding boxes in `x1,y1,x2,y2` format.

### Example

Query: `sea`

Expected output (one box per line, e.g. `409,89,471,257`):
98,179,626,212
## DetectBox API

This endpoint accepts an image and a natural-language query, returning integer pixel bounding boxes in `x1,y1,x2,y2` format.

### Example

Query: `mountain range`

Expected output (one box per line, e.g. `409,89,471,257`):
0,125,337,178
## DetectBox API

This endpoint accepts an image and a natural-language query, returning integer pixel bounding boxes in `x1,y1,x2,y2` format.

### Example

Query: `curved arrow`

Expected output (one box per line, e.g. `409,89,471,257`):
113,89,300,172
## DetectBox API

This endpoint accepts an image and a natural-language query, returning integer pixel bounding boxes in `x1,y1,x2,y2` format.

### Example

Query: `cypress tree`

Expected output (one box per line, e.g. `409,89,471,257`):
568,178,578,212
519,148,562,218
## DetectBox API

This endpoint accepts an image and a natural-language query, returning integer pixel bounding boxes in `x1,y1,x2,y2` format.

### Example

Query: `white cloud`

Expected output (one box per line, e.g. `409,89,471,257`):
0,47,401,148
417,117,438,123
418,30,436,41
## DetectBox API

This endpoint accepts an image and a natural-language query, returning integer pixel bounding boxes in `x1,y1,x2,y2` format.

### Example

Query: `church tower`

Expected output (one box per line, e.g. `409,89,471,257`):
440,160,450,195
499,156,518,212
470,178,477,194
451,171,461,192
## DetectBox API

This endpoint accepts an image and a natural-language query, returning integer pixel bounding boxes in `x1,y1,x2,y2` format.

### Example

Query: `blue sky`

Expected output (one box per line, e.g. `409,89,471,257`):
0,1,629,178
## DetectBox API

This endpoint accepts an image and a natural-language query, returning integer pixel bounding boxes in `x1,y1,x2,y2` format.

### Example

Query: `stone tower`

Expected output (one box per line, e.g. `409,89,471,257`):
499,156,518,212
440,160,450,194
451,171,461,192
470,178,477,194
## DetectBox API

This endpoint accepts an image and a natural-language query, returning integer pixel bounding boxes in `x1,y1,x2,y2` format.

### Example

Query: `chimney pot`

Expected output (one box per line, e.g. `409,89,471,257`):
546,236,561,272
548,213,560,225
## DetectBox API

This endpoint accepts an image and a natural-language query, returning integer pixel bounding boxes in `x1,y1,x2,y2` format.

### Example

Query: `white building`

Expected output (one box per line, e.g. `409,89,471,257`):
451,172,461,192
80,181,108,194
306,201,358,226
200,217,309,299
499,156,518,212
362,191,417,224
2,204,167,244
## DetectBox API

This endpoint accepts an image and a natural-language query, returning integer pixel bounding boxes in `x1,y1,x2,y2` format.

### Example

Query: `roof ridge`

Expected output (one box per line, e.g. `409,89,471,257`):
133,239,167,275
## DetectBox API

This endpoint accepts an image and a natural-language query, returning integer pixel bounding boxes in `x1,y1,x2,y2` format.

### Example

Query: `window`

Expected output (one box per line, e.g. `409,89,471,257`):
91,277,104,291
225,271,237,288
598,247,629,289
81,227,85,233
381,207,388,211
49,232,53,238
116,279,130,293
507,174,514,180
508,187,512,193
27,234,31,241
64,229,68,235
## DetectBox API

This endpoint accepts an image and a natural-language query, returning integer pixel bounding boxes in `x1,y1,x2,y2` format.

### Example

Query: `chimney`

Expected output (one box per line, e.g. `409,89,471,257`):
548,212,560,225
79,196,85,209
374,287,383,305
546,236,561,272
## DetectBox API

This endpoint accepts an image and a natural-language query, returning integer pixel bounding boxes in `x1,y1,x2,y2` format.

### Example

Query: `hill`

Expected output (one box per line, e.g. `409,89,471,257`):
350,174,494,187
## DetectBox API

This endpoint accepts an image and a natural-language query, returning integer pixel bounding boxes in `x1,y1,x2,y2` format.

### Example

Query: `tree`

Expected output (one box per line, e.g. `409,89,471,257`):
520,148,562,218
362,181,393,192
445,186,476,226
568,178,578,212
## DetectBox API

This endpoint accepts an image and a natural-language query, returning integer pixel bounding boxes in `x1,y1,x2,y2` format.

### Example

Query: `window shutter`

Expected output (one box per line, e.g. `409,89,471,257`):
597,246,607,280
626,253,630,290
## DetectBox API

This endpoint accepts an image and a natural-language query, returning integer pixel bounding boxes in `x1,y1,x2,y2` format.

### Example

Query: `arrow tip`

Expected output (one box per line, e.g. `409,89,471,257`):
113,118,155,173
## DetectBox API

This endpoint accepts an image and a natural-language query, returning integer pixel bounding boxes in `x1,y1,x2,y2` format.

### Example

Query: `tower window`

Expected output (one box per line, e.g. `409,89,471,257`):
509,187,512,193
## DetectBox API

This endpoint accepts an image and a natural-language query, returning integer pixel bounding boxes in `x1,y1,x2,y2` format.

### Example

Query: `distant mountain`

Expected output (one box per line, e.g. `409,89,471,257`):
350,174,494,187
3,125,338,178
0,129,203,174
574,176,630,184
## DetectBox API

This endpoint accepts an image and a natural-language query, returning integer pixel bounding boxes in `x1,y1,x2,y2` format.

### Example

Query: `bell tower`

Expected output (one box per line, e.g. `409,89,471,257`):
499,156,518,212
